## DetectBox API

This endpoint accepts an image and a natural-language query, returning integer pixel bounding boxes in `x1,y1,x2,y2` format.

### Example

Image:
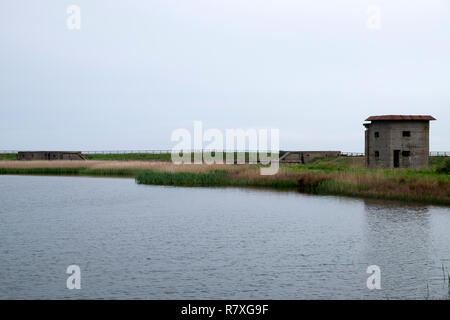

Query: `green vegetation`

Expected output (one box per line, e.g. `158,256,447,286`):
83,151,284,162
135,169,298,189
429,156,448,169
292,155,450,177
136,170,227,186
0,153,17,160
83,153,172,161
435,158,450,174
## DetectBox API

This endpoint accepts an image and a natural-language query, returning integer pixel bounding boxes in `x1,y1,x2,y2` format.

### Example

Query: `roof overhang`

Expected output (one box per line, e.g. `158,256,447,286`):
365,115,436,121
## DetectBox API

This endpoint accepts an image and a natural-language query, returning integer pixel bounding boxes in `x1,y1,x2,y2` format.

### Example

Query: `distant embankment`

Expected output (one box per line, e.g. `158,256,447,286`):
2,150,449,162
83,150,284,162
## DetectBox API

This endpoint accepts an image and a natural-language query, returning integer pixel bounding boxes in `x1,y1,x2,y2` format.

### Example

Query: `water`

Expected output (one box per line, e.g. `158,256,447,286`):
0,175,449,300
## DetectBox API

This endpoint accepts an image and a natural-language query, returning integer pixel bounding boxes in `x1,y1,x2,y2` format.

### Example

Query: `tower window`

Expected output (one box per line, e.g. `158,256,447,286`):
374,132,379,138
402,131,411,137
374,151,380,158
402,151,410,157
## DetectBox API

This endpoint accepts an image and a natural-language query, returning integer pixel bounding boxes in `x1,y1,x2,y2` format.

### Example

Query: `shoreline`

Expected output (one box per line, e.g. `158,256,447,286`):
1,159,449,206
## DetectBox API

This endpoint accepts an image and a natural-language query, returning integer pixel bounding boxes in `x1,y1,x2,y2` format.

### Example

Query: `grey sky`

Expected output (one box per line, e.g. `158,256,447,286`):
1,0,449,151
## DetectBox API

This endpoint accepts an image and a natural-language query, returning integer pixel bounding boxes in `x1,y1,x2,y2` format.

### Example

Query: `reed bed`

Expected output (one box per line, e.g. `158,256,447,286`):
1,159,449,205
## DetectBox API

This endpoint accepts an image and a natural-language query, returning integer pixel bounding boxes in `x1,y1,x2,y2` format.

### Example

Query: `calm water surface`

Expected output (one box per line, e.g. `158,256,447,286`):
0,175,449,299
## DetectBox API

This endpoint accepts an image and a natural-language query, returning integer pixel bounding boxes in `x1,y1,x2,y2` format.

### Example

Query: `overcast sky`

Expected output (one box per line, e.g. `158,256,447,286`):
1,0,449,152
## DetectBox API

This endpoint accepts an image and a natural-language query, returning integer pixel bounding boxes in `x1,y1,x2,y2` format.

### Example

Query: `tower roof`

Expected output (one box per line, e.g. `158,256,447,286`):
365,115,436,121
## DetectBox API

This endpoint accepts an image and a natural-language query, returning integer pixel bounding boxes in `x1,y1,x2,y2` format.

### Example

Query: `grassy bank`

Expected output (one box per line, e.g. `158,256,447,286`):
1,157,449,205
283,157,450,205
0,153,17,160
133,165,449,205
84,153,172,161
84,151,283,162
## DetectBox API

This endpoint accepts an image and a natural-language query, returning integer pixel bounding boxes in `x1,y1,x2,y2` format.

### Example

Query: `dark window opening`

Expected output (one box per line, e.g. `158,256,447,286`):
402,131,411,137
402,151,410,157
374,132,379,138
374,151,379,158
394,150,400,168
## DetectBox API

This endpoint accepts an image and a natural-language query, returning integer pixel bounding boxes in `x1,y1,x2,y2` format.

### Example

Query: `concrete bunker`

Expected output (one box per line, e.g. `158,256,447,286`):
364,115,436,169
18,151,86,161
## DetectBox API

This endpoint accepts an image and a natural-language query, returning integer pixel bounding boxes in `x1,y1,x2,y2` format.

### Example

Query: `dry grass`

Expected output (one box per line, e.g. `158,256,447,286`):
0,160,283,175
0,160,232,171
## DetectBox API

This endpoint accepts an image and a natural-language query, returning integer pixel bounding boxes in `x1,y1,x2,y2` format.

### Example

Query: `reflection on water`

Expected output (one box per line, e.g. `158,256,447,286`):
363,200,438,299
0,175,449,299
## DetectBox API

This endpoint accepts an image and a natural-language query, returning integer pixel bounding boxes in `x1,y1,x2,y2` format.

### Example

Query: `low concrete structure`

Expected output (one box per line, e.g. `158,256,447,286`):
279,151,341,164
18,151,86,161
364,115,436,169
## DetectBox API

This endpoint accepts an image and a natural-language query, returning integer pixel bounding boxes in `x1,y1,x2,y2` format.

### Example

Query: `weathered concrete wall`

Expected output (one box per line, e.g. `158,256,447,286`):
280,151,341,164
365,121,430,169
18,151,86,161
365,128,370,167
